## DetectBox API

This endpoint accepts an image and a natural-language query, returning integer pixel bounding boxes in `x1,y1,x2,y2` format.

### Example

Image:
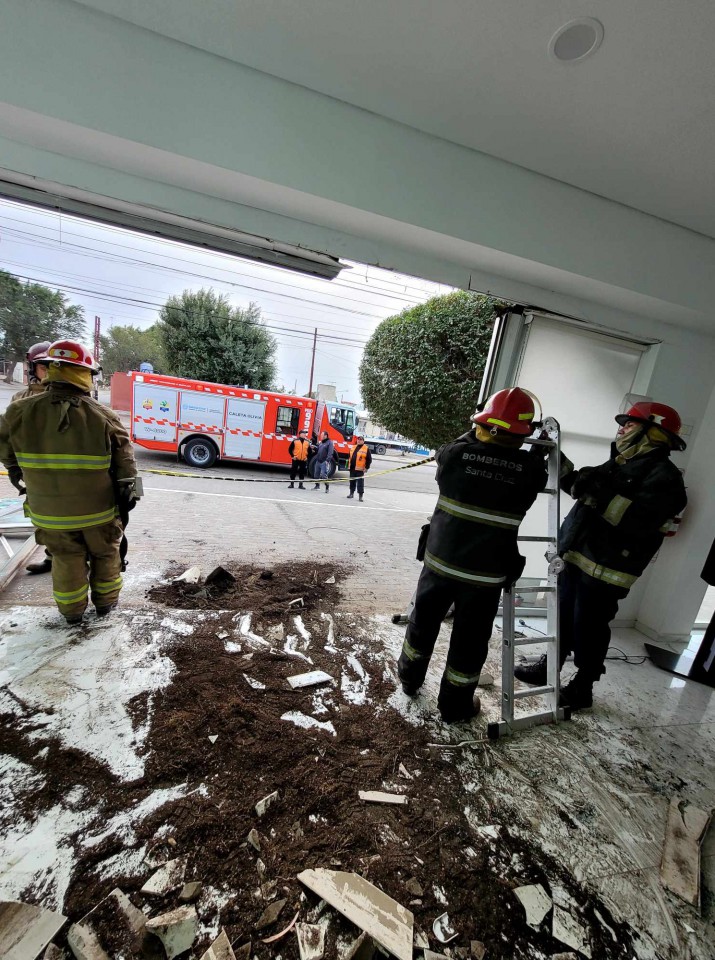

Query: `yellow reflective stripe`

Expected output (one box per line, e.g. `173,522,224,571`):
437,495,523,527
603,495,632,526
486,417,510,429
16,452,110,470
424,550,506,586
91,577,123,594
518,412,534,421
16,452,110,462
26,507,117,530
53,585,89,604
401,638,428,662
444,666,481,687
563,551,637,588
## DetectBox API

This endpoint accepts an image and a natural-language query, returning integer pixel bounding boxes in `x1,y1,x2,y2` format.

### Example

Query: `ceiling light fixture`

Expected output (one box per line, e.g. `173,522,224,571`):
549,18,604,63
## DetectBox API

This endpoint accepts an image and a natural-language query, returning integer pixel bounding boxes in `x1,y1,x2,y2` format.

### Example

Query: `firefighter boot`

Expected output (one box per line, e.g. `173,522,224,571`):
96,604,117,618
359,494,364,502
514,654,547,685
26,554,52,575
313,483,320,490
559,672,594,711
325,483,329,493
288,482,295,489
298,483,306,489
347,492,354,499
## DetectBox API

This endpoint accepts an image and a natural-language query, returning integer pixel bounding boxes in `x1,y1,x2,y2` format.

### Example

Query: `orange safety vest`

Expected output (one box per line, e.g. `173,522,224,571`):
349,443,369,472
291,438,311,461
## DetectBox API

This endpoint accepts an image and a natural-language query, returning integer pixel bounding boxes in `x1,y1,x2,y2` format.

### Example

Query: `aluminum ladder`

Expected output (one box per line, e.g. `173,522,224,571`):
487,417,570,739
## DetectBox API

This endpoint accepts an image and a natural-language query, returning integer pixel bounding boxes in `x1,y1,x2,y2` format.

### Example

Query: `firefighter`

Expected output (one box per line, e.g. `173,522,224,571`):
398,388,548,723
0,339,138,624
11,342,54,573
515,401,687,711
287,429,312,489
346,433,372,501
12,341,51,402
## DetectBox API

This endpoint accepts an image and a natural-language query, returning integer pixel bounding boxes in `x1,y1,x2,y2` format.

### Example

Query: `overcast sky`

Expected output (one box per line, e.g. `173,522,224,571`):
0,198,452,405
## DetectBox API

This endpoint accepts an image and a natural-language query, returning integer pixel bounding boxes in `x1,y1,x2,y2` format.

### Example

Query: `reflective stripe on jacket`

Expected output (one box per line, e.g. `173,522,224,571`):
349,442,371,472
425,431,547,587
0,383,137,531
289,437,311,461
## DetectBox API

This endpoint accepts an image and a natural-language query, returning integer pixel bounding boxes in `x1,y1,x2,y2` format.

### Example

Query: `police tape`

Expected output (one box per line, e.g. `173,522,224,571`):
1,456,436,485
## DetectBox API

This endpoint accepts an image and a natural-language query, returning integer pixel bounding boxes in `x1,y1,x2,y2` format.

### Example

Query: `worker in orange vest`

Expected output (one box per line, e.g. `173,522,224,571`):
288,429,313,489
347,434,372,501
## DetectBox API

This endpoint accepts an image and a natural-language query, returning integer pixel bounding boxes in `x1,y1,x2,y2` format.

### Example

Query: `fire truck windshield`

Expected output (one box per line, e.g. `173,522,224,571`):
329,405,356,439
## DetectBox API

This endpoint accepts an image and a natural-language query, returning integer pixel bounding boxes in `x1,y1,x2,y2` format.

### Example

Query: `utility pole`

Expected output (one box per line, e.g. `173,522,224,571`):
307,327,317,397
93,316,101,400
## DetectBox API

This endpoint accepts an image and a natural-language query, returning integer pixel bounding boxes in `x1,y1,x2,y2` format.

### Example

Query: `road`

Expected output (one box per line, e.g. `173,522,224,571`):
0,380,437,615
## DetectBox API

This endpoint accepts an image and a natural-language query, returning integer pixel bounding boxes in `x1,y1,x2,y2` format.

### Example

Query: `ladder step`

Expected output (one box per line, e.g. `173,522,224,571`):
514,634,556,646
517,535,555,542
512,585,554,593
541,487,557,494
513,684,555,700
524,438,555,447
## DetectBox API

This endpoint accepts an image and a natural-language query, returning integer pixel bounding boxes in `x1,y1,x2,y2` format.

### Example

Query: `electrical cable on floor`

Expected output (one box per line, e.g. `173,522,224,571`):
517,618,547,636
605,646,649,665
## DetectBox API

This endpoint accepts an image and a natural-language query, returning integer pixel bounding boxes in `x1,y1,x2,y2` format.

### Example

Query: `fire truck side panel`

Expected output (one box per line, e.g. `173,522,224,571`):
224,397,266,460
132,382,179,449
179,390,225,437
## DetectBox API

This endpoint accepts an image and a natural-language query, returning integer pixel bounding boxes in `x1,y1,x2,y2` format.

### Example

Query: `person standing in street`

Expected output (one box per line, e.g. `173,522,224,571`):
0,340,139,624
288,428,313,489
313,430,335,492
346,433,372,501
398,388,548,723
514,400,687,711
11,342,54,573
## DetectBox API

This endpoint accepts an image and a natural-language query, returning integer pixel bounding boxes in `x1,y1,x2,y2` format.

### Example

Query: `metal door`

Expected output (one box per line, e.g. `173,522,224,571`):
223,397,266,460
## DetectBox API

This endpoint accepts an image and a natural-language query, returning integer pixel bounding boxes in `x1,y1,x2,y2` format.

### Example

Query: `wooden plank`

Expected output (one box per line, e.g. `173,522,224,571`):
660,796,712,910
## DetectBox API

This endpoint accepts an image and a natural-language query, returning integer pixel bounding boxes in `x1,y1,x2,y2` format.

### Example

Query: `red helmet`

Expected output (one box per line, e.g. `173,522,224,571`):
47,340,99,373
615,401,686,451
26,341,52,365
472,388,536,436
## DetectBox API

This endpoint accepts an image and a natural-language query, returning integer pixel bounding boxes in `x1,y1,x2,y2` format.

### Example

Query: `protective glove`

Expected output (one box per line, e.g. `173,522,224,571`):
8,465,26,495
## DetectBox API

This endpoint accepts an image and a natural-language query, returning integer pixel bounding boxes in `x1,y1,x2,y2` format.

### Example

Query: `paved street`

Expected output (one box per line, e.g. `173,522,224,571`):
0,380,437,615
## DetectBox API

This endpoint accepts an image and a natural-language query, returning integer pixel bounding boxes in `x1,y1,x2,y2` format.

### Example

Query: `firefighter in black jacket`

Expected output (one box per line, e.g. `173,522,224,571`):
398,388,548,723
515,400,687,710
287,429,313,489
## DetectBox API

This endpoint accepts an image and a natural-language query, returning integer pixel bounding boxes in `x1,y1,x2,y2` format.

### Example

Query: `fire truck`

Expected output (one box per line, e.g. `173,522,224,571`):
129,371,357,473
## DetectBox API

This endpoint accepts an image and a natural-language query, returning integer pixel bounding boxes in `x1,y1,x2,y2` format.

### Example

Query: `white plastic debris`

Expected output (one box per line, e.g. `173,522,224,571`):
432,913,458,943
173,566,202,584
358,791,408,805
287,671,333,690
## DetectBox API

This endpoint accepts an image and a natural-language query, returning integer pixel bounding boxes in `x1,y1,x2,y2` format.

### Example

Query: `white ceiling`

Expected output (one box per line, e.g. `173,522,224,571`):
72,0,715,238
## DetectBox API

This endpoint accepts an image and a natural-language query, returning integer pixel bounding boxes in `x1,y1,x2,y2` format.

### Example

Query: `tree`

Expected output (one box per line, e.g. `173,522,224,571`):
0,270,86,383
157,289,276,388
99,324,168,377
359,291,503,450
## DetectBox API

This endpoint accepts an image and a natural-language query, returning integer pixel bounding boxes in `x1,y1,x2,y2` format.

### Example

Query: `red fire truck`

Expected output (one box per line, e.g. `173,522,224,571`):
129,371,357,472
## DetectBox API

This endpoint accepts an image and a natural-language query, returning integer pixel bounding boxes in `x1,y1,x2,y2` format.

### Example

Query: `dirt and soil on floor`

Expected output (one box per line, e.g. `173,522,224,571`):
2,561,635,959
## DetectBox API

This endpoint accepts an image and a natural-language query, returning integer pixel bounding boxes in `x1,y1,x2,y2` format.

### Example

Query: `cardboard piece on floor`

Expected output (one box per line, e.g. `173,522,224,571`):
296,922,326,960
0,902,67,960
358,791,408,805
298,869,413,960
514,883,552,928
200,929,236,960
660,796,712,910
140,855,189,896
145,905,197,960
287,671,334,690
552,907,591,958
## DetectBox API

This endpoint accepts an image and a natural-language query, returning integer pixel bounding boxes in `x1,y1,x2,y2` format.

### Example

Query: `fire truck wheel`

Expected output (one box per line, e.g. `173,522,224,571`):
183,437,218,468
308,455,337,480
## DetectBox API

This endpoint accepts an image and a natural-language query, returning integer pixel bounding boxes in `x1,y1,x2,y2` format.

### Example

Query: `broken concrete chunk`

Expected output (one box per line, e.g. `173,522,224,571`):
173,566,202,583
179,881,203,903
243,674,266,690
255,790,279,817
296,922,326,960
358,791,408,805
146,905,198,960
298,869,413,960
404,878,424,897
287,670,334,690
0,902,67,960
470,942,486,960
200,929,236,960
325,575,336,584
67,888,146,960
514,884,552,929
255,898,287,931
141,855,189,895
552,908,591,959
433,913,458,944
248,828,262,852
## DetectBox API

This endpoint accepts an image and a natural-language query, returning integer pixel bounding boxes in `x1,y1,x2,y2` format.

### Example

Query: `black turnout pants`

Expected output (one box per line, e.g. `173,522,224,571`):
290,459,307,481
397,565,501,720
558,561,629,681
349,470,365,495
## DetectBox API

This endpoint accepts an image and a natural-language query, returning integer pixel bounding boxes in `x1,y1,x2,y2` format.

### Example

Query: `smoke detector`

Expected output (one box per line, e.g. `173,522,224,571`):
549,18,604,63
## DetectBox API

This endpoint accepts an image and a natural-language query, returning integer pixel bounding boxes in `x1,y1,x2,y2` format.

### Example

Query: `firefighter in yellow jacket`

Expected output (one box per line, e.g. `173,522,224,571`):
0,339,138,624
